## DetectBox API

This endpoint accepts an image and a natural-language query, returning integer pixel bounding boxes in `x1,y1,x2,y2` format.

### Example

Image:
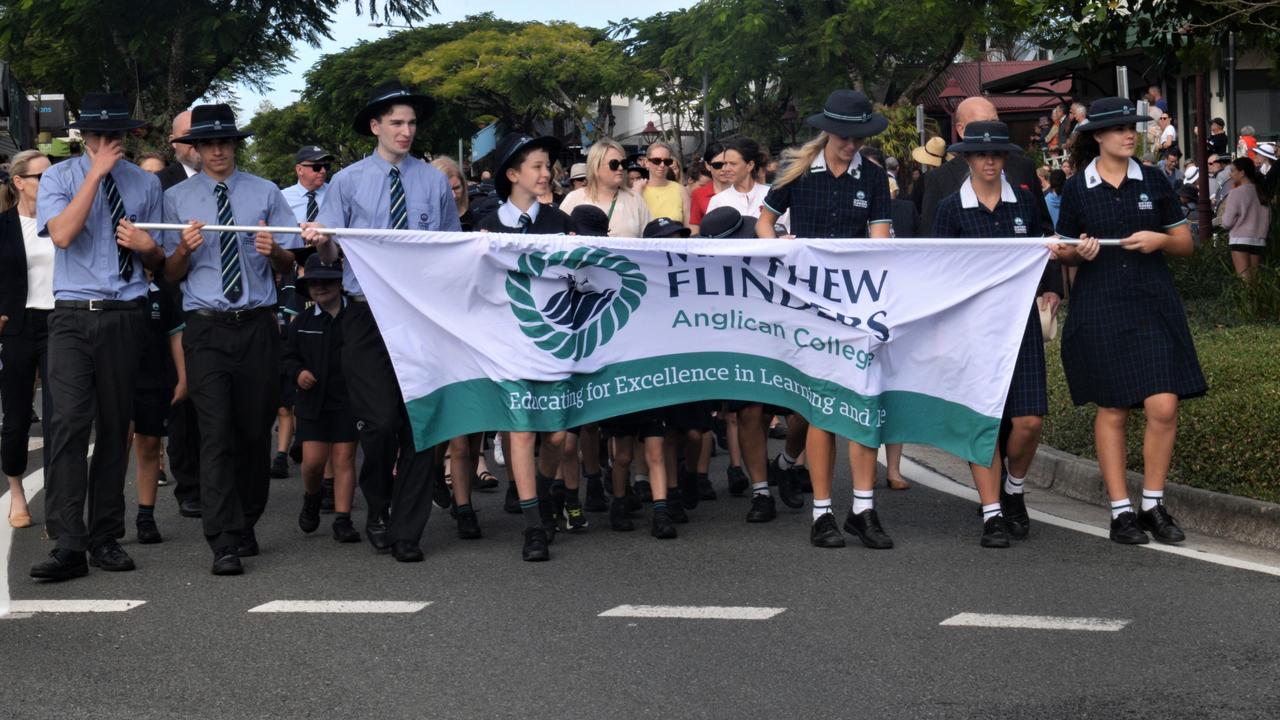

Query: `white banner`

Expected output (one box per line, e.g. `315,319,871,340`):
337,232,1048,465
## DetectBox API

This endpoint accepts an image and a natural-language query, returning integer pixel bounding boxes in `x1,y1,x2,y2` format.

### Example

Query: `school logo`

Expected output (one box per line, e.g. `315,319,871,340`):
1137,192,1153,210
418,212,430,230
1013,216,1027,234
853,189,868,209
506,247,646,360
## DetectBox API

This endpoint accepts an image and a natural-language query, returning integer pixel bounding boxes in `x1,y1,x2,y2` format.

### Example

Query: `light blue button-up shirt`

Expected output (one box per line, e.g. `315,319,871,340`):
281,182,328,224
315,152,460,295
36,154,163,301
162,170,301,311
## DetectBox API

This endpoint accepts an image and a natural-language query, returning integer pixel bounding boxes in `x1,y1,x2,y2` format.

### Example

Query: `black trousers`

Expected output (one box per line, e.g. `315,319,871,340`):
44,307,143,552
1,308,52,477
166,398,201,505
341,300,434,543
184,312,279,552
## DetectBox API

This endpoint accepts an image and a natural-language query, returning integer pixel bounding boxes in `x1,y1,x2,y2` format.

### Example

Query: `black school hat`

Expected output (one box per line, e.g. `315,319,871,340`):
643,217,691,239
1073,97,1150,134
947,120,1022,155
493,132,561,200
805,90,888,139
353,80,435,137
172,104,252,144
69,92,147,133
295,255,344,300
698,207,758,239
570,205,610,237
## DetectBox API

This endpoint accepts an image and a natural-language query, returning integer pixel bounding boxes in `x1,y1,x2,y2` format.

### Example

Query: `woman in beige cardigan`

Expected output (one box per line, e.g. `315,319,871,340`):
1219,157,1272,281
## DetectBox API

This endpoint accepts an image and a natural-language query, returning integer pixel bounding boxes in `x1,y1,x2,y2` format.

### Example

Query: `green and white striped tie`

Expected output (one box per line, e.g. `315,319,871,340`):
214,182,243,301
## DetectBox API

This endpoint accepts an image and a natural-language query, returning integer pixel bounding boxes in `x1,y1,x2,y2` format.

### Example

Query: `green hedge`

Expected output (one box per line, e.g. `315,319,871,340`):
1043,239,1280,504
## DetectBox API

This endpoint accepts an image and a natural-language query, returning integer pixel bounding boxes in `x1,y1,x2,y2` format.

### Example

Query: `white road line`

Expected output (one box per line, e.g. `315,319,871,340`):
247,600,432,614
891,451,1280,579
940,612,1130,632
8,599,146,613
27,437,43,453
599,604,786,620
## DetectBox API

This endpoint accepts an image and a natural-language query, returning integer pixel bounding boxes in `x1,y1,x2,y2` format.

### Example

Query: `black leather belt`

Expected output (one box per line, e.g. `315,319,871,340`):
191,307,273,322
54,299,144,311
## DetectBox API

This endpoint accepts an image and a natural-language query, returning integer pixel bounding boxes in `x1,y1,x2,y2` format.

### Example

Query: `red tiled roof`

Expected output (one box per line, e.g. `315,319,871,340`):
919,61,1071,115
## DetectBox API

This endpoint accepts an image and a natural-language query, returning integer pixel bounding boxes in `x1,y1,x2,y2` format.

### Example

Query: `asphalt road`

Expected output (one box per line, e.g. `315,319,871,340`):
3,431,1279,720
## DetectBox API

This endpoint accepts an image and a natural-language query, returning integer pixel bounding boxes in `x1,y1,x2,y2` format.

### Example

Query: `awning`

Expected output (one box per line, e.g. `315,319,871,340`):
982,47,1164,98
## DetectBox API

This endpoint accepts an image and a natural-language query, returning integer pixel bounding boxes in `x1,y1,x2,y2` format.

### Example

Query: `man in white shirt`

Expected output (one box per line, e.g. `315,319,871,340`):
280,146,332,224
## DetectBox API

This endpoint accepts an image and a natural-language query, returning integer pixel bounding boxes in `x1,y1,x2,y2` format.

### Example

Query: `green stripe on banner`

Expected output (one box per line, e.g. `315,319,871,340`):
405,352,998,465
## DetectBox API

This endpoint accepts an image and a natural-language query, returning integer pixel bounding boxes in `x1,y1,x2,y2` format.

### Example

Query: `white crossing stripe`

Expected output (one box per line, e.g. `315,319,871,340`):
8,600,146,613
940,612,1130,632
599,604,786,620
247,600,431,614
27,437,43,452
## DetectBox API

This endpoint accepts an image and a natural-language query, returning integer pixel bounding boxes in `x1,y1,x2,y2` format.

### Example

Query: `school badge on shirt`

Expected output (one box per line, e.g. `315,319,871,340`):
1013,216,1028,235
418,212,430,230
853,190,868,209
1137,192,1153,211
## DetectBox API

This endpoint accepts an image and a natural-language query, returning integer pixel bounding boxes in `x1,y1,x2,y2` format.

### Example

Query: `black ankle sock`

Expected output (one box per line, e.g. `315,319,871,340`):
335,512,351,521
455,502,474,516
535,473,554,502
520,498,541,529
138,504,154,516
564,486,582,508
697,473,709,483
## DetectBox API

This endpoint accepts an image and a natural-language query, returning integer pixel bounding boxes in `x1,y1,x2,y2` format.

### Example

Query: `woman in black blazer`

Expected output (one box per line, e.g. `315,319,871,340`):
1,149,53,529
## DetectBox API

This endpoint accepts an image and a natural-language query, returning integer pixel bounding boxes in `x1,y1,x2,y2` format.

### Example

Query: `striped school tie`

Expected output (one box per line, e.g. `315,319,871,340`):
214,182,243,301
389,167,408,230
102,174,132,281
518,212,532,234
305,190,318,222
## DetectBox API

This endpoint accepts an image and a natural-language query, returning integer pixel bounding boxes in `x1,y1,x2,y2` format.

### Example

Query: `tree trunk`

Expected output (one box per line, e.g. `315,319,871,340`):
895,30,968,106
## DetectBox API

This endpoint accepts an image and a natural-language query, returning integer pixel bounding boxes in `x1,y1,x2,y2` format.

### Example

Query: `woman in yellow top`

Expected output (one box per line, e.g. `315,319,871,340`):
640,141,691,224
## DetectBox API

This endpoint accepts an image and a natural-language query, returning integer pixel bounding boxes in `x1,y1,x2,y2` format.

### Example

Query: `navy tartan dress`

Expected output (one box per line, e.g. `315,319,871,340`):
1054,158,1207,408
933,177,1049,418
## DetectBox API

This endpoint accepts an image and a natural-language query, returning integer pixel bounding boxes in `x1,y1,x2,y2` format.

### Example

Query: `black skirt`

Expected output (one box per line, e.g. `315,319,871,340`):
1004,305,1048,419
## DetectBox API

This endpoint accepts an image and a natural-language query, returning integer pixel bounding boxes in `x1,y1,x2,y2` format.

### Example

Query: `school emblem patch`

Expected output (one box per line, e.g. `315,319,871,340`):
1138,192,1153,210
506,247,647,360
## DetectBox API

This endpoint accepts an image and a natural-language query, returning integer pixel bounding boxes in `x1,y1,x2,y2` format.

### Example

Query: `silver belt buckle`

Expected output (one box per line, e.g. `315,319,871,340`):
88,299,104,312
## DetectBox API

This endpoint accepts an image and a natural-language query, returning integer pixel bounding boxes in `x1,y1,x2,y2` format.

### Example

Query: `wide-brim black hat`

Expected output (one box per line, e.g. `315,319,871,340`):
353,80,435,137
296,255,344,300
172,104,252,144
698,207,757,239
569,205,611,237
805,90,888,139
947,120,1022,155
643,217,691,239
69,92,147,132
1073,97,1150,134
493,132,561,200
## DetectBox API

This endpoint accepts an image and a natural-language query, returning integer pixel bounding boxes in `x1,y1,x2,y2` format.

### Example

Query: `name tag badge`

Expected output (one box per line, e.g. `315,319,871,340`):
1137,192,1154,211
1013,216,1028,234
852,190,868,209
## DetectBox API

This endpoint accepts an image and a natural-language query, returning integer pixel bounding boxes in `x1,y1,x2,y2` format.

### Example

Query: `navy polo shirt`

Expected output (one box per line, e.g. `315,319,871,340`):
762,151,891,238
932,176,1044,239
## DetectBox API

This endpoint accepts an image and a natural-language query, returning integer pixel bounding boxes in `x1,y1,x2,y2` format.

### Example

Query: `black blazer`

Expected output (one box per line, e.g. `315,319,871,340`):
283,305,347,420
0,207,29,336
156,162,192,191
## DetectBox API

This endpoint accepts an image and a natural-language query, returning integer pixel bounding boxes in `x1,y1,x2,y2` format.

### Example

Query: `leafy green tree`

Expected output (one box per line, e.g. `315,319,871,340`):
242,101,319,187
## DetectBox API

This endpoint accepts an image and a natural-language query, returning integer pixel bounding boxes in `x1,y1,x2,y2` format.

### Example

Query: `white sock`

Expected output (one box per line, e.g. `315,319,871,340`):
852,490,874,515
982,503,1002,522
752,481,770,497
1004,472,1025,496
635,474,649,486
777,451,797,469
1140,489,1163,511
1110,499,1133,519
812,497,832,521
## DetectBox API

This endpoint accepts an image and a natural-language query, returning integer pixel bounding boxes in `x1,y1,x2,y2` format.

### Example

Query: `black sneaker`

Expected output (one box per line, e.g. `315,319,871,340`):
564,505,588,533
1109,511,1150,545
1137,503,1185,544
651,507,678,539
634,479,653,503
665,492,690,524
156,470,171,487
88,541,136,571
1000,487,1031,540
697,474,717,501
844,509,894,549
30,549,88,580
810,512,845,548
980,515,1011,548
583,476,609,512
522,527,550,562
320,477,335,513
332,516,361,543
299,491,322,533
269,451,289,479
726,466,749,496
136,514,163,545
455,509,482,540
503,481,521,514
609,497,634,531
746,493,777,523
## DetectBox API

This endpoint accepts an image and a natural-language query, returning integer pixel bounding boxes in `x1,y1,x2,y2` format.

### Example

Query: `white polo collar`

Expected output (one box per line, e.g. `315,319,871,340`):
1084,157,1144,189
313,296,347,316
809,149,863,177
959,174,1017,209
498,199,541,228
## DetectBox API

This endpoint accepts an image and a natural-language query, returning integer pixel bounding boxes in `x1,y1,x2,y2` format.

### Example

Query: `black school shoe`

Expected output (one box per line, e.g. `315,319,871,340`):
980,516,1011,548
332,516,361,543
269,451,289,479
299,491,322,533
1109,511,1150,545
89,541,136,571
746,493,777,523
844,509,894,549
211,550,243,576
726,466,749,496
769,456,804,509
136,514,163,544
455,508,482,540
30,549,88,580
651,507,678,539
1000,487,1031,540
609,497,634,531
634,479,653,503
583,476,609,512
392,540,424,563
1137,503,1186,544
235,529,260,557
522,527,550,561
810,513,845,548
366,514,393,551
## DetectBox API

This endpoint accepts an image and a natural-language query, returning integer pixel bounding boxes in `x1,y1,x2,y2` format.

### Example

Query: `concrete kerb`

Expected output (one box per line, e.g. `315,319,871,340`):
1025,445,1280,552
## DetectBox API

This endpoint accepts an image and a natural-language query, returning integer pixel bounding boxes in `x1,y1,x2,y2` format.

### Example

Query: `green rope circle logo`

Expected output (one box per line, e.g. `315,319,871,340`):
506,247,647,360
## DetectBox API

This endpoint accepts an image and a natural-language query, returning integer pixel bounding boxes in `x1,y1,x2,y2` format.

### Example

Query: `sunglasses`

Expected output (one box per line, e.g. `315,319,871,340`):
607,159,624,171
301,164,330,172
647,157,674,166
708,161,726,170
16,173,42,181
1160,116,1170,121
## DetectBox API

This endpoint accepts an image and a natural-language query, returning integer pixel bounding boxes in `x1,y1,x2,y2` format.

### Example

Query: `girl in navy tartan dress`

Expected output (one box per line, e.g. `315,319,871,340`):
1050,98,1207,547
